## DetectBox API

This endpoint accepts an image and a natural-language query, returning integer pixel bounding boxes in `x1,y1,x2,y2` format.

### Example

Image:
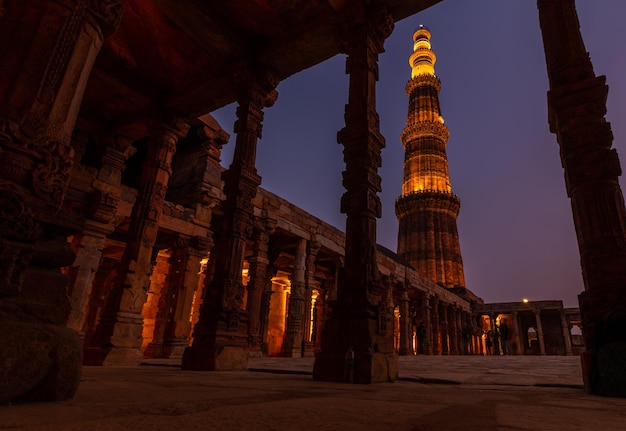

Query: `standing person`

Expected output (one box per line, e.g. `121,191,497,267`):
492,326,501,356
485,331,493,355
417,322,427,355
500,321,510,355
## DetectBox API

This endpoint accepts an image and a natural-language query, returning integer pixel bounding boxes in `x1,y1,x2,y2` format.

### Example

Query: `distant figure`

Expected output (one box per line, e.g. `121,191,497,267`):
492,327,501,356
500,322,510,355
485,331,493,355
417,322,427,355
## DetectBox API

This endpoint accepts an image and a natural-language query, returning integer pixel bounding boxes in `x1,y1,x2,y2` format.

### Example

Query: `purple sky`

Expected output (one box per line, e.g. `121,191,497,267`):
212,0,626,308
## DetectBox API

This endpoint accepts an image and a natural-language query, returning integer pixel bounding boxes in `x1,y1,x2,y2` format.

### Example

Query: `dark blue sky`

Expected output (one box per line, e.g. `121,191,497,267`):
213,0,626,308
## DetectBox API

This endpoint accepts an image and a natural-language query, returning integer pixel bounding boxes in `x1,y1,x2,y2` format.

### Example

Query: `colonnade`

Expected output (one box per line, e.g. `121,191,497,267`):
2,0,625,402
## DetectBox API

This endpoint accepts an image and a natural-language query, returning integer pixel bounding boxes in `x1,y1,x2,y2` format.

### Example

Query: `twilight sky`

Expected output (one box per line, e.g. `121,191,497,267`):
212,0,626,308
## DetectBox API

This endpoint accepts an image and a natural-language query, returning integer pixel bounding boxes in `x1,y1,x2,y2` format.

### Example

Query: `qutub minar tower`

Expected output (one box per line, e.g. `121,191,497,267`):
396,26,465,289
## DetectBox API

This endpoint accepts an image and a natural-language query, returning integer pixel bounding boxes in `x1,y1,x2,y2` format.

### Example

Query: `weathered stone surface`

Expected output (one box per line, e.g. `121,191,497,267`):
0,322,81,403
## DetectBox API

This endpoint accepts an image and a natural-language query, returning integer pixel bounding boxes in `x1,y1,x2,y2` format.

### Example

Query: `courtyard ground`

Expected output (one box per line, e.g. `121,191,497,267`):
2,356,625,430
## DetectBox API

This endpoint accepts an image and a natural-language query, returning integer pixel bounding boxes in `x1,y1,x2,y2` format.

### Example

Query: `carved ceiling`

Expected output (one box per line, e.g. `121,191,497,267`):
79,0,442,139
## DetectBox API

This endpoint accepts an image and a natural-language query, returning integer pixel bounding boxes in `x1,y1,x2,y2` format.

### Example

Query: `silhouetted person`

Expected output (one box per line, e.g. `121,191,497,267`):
500,322,509,355
417,322,427,355
492,327,501,355
485,331,493,355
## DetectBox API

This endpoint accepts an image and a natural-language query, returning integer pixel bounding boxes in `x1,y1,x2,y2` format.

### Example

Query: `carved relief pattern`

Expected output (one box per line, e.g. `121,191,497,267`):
86,0,125,36
0,188,38,296
0,115,74,206
42,2,86,105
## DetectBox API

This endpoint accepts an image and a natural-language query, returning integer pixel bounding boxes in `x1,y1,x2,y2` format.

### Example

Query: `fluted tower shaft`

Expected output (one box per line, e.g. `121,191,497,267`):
395,26,465,288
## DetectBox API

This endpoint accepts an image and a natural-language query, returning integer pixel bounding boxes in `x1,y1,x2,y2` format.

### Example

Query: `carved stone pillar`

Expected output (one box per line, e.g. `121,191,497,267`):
534,310,547,356
145,236,211,359
430,296,440,355
88,115,189,365
398,284,411,356
66,136,133,336
538,0,626,396
419,293,431,355
448,306,459,355
440,303,449,355
282,238,307,357
260,249,279,355
511,311,521,355
313,3,396,384
302,240,320,356
183,69,278,371
0,0,123,403
246,217,276,356
312,285,324,353
560,310,573,355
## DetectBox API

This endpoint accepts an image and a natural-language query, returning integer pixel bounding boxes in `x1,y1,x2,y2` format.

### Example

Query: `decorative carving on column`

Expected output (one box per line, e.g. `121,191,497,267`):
302,240,320,356
183,67,278,371
313,2,397,384
260,248,280,354
0,189,39,297
144,235,211,359
440,303,449,355
247,215,277,356
430,296,440,355
66,133,134,334
0,0,123,403
398,282,411,356
282,238,307,357
538,0,626,396
88,114,190,366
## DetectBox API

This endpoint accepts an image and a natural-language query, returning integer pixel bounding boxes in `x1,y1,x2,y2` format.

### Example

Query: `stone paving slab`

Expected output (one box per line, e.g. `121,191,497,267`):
2,357,623,431
247,355,584,388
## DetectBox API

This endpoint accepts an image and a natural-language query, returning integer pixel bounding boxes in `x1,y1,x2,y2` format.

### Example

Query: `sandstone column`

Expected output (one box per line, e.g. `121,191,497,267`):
145,236,211,359
246,217,276,356
89,115,189,365
420,293,431,354
260,253,279,354
313,3,397,383
282,238,307,357
183,69,278,371
560,310,573,355
511,311,522,355
0,0,123,403
448,306,459,355
537,0,626,396
66,135,134,336
440,303,449,355
398,285,412,355
430,296,440,355
302,240,320,356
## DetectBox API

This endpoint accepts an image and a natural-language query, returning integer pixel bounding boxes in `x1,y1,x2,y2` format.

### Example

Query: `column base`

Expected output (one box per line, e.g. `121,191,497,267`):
313,350,398,384
0,322,82,403
579,288,626,397
83,346,144,366
144,338,190,359
182,345,249,371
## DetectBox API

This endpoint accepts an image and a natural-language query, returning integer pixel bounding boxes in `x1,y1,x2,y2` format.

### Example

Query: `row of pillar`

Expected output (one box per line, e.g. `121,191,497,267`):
481,309,574,356
397,290,474,356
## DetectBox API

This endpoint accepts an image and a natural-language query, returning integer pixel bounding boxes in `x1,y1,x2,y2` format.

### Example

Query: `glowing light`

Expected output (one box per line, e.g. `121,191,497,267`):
522,298,529,303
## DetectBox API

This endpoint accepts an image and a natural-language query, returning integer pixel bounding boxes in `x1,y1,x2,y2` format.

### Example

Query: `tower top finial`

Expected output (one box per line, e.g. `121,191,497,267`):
409,25,436,78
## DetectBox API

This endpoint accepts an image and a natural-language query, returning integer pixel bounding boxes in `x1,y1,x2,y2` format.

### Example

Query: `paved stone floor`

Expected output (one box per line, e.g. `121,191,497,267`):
2,356,625,430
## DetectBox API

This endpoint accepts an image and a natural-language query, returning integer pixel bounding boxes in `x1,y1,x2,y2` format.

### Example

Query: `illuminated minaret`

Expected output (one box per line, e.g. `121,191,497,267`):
395,26,465,288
